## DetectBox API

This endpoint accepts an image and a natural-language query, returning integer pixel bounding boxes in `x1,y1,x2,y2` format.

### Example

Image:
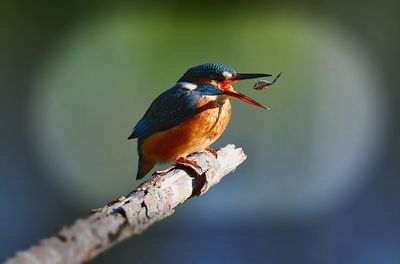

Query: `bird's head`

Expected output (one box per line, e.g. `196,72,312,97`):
178,63,271,109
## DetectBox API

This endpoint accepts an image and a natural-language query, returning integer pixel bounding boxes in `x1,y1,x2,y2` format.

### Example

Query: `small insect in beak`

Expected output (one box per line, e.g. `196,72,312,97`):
253,72,282,90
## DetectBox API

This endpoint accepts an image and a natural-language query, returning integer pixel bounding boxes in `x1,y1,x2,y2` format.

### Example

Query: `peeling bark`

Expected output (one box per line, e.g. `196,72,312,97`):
5,144,247,264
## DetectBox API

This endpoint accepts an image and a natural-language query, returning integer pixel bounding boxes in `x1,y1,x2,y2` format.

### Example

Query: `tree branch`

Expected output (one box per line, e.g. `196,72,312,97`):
5,144,247,264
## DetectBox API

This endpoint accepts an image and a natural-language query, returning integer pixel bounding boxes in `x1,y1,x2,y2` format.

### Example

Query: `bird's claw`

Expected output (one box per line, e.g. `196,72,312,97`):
175,157,203,175
176,157,202,169
205,146,218,158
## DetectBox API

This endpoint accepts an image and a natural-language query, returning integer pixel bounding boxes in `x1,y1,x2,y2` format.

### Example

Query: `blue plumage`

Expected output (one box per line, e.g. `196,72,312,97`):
178,63,236,83
186,63,236,75
129,83,223,139
194,83,225,96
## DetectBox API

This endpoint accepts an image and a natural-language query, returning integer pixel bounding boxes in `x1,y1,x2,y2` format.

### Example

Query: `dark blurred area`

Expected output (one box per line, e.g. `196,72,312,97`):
1,0,399,263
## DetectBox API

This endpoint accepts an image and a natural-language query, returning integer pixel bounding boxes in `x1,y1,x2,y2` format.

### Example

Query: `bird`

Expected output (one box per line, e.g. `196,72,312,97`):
128,63,272,180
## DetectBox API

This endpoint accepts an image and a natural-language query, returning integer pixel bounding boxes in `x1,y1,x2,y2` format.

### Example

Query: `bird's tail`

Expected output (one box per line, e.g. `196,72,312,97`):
136,157,156,180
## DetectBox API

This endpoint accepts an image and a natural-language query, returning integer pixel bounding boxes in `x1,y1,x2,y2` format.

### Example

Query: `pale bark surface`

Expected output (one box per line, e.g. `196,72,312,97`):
5,144,247,264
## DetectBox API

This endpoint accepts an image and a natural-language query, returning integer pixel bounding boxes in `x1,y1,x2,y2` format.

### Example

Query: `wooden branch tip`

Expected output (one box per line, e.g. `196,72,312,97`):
5,144,247,264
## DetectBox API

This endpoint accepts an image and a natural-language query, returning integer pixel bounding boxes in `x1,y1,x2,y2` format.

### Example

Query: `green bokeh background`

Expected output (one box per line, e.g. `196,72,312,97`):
1,1,399,264
32,9,380,218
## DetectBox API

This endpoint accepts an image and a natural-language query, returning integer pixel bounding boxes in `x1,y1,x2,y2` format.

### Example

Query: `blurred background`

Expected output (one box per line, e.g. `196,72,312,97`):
1,0,399,263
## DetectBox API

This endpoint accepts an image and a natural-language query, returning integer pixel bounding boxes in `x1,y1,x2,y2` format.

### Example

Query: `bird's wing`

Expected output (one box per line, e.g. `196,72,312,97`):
129,83,200,139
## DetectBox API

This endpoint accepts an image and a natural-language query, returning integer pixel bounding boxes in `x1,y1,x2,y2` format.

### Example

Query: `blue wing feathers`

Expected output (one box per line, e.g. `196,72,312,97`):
128,84,199,139
128,83,223,139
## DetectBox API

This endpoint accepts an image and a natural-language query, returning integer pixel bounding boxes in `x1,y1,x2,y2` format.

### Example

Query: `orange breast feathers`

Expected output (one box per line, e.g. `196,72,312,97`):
140,97,232,162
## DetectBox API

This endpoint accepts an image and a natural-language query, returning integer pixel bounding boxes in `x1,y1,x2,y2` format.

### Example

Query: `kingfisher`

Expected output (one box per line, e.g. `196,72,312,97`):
129,63,272,179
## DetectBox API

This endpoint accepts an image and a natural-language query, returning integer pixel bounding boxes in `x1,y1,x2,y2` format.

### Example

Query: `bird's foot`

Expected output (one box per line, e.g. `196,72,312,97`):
205,146,218,158
175,157,202,171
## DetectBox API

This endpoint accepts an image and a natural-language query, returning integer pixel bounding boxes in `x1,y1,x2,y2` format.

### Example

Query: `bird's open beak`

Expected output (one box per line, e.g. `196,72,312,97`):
231,73,272,81
224,89,270,110
223,72,271,110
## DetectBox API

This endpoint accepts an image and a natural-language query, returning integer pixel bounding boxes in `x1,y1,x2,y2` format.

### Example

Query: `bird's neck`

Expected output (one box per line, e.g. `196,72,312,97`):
192,80,229,105
216,95,229,105
195,95,228,111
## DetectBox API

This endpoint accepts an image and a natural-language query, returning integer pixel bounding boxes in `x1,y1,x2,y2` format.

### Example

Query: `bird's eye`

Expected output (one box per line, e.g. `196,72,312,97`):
209,73,218,80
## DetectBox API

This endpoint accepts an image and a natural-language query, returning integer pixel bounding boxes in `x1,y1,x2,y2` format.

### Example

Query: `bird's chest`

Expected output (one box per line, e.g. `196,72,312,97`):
141,97,232,161
190,97,232,141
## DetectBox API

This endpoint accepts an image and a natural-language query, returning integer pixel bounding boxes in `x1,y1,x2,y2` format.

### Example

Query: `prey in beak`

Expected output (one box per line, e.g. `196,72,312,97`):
220,72,272,110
